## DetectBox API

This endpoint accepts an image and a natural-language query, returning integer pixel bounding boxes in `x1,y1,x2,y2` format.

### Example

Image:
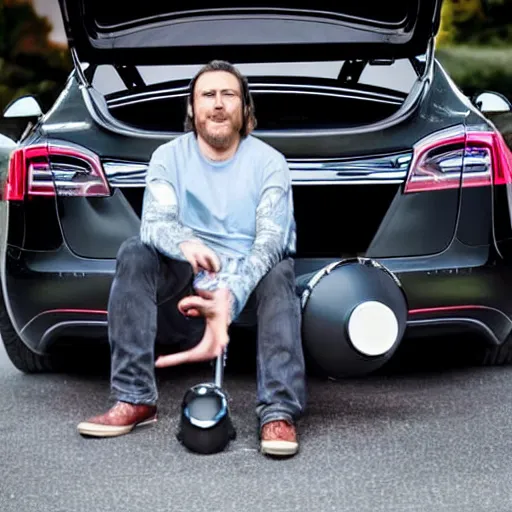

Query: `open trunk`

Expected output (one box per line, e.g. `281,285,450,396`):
88,56,419,134
106,86,405,132
58,0,442,65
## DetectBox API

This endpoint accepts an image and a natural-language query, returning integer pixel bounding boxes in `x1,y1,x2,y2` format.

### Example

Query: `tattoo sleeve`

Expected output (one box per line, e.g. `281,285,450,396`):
218,183,295,319
140,179,200,261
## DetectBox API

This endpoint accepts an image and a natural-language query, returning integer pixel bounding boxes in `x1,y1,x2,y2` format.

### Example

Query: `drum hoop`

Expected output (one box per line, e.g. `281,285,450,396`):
300,257,403,310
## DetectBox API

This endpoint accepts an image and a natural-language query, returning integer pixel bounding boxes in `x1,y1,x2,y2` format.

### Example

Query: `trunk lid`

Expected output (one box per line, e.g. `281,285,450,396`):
58,0,442,65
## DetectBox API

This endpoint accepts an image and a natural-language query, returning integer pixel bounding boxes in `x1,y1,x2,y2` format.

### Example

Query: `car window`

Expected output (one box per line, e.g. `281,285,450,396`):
358,60,417,93
91,65,129,95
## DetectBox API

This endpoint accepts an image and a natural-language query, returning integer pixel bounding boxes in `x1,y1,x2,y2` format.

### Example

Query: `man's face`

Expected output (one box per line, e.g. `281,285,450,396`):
192,70,244,150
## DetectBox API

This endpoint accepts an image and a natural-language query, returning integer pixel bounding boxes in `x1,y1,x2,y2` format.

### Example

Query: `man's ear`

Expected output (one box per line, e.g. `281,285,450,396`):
187,104,193,118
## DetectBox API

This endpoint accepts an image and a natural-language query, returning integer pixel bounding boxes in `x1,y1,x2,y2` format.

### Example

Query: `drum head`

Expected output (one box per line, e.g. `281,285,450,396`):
301,259,407,378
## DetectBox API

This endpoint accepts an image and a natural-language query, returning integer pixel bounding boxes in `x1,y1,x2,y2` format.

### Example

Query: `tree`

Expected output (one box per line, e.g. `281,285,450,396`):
436,0,512,103
436,0,456,47
0,0,72,113
436,0,512,47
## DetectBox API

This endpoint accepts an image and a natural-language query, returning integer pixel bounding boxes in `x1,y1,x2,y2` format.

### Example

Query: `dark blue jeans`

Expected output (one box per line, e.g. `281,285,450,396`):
108,236,306,428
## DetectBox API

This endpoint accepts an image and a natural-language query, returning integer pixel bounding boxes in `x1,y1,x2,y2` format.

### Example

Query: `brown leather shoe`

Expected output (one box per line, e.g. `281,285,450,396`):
260,420,299,456
77,401,157,437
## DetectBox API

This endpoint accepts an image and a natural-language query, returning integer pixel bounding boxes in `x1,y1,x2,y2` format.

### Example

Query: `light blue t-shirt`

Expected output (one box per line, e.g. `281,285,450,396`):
141,131,296,318
146,131,295,260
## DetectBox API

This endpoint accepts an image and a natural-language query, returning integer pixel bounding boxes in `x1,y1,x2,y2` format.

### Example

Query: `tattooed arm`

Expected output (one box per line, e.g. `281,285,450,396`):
140,179,202,261
140,148,295,322
211,161,296,320
140,145,201,260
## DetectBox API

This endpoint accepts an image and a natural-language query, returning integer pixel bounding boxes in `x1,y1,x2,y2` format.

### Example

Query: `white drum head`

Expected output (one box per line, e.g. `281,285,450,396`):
347,301,399,356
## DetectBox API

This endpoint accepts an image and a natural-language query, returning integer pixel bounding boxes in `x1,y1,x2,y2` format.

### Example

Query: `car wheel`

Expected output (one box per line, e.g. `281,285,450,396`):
0,290,59,373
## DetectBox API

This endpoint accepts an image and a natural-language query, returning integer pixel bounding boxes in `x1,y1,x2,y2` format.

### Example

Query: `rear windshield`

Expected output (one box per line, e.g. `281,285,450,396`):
90,60,419,96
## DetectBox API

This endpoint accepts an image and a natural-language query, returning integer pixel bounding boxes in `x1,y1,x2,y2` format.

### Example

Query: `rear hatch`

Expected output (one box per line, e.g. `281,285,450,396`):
56,0,442,142
59,1,442,64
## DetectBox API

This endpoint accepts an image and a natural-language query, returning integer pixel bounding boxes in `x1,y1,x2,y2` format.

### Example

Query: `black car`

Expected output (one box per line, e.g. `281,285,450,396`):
2,0,512,377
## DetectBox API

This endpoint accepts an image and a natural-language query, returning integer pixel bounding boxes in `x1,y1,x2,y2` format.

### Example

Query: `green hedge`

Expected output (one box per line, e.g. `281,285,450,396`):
436,45,512,102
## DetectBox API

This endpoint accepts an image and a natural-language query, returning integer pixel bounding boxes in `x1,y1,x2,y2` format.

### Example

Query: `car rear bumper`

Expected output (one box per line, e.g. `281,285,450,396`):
4,242,512,354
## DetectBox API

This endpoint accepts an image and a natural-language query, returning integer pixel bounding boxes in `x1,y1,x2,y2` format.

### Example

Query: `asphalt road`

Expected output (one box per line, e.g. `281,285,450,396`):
2,336,512,512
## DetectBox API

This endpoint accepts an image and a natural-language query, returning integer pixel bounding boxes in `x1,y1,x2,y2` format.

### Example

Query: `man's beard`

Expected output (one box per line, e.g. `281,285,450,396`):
196,115,243,149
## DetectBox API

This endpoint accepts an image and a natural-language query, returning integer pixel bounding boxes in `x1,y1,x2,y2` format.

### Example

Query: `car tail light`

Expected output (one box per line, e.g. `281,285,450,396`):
5,142,110,201
404,126,512,193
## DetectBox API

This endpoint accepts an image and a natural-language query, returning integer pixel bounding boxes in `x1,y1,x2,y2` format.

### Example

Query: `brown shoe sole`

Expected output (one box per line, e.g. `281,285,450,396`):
77,415,157,438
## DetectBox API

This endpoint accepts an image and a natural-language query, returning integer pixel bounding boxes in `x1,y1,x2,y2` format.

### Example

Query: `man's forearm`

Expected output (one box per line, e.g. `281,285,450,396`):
140,181,200,260
207,185,295,320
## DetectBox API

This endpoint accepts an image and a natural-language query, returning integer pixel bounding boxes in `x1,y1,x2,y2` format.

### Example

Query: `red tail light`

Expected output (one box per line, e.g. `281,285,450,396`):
404,127,512,193
5,142,110,201
476,130,512,186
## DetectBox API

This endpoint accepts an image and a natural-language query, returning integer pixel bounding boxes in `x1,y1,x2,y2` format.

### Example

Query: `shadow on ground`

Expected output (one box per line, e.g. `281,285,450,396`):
48,325,496,384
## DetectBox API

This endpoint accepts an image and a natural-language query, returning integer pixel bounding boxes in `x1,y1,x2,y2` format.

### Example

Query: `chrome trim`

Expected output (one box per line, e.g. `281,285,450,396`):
104,153,412,187
288,155,412,171
291,179,405,185
291,175,406,185
300,260,343,309
103,161,148,187
107,87,190,104
300,257,403,309
108,93,187,109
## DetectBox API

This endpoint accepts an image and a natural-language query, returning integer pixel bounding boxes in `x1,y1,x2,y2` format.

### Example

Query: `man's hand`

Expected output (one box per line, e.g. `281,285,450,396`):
179,240,221,274
154,288,232,368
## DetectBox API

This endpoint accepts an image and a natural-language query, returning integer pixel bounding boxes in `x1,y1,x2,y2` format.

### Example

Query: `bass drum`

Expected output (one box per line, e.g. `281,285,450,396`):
301,258,408,379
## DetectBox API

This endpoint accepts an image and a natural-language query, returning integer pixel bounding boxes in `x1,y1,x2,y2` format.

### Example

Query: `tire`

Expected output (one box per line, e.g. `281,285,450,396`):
0,289,59,373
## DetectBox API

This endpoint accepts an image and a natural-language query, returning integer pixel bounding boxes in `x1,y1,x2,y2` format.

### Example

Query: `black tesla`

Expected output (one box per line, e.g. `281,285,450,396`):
1,0,512,377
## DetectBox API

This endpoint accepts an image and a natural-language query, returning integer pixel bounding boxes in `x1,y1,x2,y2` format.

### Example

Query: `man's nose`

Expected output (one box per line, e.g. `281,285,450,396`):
214,93,224,108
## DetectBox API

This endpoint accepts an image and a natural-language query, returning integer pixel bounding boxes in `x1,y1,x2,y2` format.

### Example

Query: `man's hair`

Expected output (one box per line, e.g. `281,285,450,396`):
184,60,257,137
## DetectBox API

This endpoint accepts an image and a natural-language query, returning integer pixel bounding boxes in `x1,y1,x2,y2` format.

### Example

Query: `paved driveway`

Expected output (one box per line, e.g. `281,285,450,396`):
2,337,512,512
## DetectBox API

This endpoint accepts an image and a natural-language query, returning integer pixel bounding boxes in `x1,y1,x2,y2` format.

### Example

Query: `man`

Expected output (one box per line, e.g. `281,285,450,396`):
77,60,306,457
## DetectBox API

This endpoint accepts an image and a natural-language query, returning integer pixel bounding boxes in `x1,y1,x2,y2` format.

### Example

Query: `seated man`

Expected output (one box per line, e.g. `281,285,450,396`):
77,60,307,457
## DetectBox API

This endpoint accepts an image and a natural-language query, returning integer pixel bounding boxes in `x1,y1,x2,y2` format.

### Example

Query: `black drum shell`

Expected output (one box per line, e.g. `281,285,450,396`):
301,260,408,378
